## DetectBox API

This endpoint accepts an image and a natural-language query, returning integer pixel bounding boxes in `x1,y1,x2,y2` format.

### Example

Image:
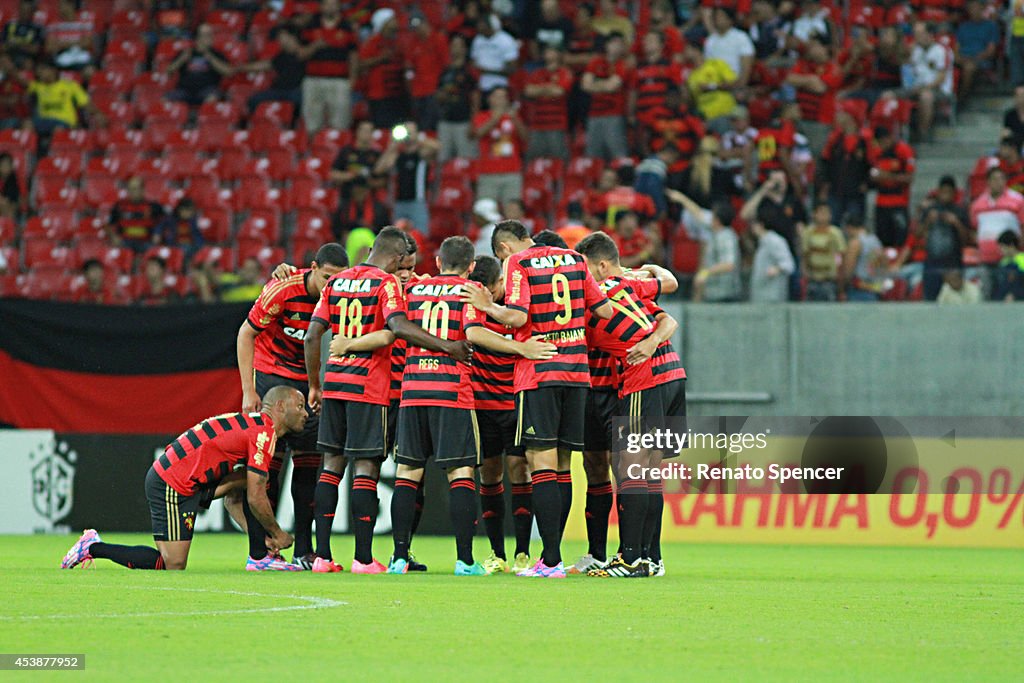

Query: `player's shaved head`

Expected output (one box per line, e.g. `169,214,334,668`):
313,243,348,269
491,219,531,259
262,385,302,407
372,227,410,259
576,231,620,265
439,236,475,273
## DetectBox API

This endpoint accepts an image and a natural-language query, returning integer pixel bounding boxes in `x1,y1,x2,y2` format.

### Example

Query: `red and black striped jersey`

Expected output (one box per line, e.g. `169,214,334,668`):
631,59,681,127
389,338,407,402
585,56,631,117
586,276,685,396
311,264,405,405
869,141,915,208
155,412,276,496
526,66,572,131
465,312,516,410
247,269,317,381
504,245,609,391
586,275,661,391
400,274,473,408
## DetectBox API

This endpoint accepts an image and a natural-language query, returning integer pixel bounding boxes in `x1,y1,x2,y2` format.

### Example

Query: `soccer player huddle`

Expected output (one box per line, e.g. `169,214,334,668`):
63,220,686,580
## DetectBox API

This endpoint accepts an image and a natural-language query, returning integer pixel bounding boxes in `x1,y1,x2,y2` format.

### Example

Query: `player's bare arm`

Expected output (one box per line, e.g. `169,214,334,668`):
465,326,557,360
461,282,528,328
271,262,299,280
388,313,473,362
636,263,679,294
236,323,261,412
246,469,293,552
304,319,327,412
329,329,396,356
626,313,678,365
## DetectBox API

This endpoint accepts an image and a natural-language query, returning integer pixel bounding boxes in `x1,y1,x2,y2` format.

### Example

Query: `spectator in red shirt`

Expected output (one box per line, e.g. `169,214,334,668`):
471,86,527,203
818,106,872,225
634,0,686,63
298,0,358,133
996,137,1024,193
581,32,632,161
786,36,843,154
73,259,129,305
630,32,682,139
837,24,875,98
595,165,658,225
359,9,410,129
869,126,916,247
612,210,661,268
524,45,572,160
648,88,705,175
407,11,449,132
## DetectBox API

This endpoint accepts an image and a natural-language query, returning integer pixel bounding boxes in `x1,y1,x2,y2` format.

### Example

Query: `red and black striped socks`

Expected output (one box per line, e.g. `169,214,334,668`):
90,543,164,570
585,481,614,562
290,454,320,558
351,474,379,565
531,469,562,567
642,480,664,563
510,482,533,557
390,476,419,562
557,470,573,535
448,478,477,566
617,479,649,564
479,482,506,560
313,469,342,560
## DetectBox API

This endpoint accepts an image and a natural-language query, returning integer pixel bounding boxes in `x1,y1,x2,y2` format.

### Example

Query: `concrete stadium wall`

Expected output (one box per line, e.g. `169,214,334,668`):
660,303,1024,416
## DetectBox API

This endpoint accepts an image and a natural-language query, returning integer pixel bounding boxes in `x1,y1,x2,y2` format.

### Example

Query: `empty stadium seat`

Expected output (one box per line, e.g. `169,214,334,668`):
22,238,73,269
196,207,233,244
141,245,185,273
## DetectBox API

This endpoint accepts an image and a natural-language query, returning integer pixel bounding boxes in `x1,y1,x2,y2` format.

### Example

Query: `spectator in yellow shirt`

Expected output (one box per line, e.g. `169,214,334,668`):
685,44,738,132
23,61,103,134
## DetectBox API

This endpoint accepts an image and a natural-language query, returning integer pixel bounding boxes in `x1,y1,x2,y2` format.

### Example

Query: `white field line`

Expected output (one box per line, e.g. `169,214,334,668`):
0,587,347,620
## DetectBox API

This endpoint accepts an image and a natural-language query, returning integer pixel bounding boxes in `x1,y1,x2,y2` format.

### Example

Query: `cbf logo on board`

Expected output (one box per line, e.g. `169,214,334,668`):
31,437,77,524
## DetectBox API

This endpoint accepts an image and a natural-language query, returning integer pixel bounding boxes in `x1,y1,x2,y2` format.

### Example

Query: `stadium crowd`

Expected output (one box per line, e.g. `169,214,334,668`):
0,0,1023,304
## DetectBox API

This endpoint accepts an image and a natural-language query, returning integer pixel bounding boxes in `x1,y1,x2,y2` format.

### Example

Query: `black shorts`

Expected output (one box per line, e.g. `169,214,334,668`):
621,379,687,459
255,371,319,454
583,388,619,452
145,467,201,542
317,398,389,459
386,398,399,457
395,405,481,470
515,385,587,451
477,409,524,459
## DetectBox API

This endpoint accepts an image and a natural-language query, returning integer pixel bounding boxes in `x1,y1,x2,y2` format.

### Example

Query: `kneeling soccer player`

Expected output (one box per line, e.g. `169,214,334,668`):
61,386,309,571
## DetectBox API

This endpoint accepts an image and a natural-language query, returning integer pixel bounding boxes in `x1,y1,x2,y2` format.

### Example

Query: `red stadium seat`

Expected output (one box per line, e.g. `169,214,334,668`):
101,247,135,274
566,156,604,185
237,213,282,245
104,126,144,150
191,245,236,270
252,101,295,127
139,99,188,124
312,128,352,156
135,156,171,178
104,37,146,63
226,83,259,113
293,209,331,241
33,176,77,206
92,64,136,91
109,9,146,31
75,216,107,241
440,157,476,184
433,184,473,214
525,158,564,184
0,216,16,244
671,235,701,274
18,268,73,301
141,245,185,273
522,184,554,217
24,210,77,241
196,207,234,244
97,100,136,127
164,149,206,179
49,128,95,156
82,174,123,208
135,70,178,92
153,39,191,72
22,238,73,269
290,236,323,266
218,40,249,65
0,128,37,154
250,125,306,154
207,9,246,33
290,181,336,212
197,100,241,126
141,174,172,198
238,244,285,270
71,237,108,267
35,153,82,178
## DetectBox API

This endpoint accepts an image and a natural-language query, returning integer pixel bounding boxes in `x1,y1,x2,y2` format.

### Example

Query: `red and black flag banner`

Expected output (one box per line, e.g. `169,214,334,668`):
0,300,249,434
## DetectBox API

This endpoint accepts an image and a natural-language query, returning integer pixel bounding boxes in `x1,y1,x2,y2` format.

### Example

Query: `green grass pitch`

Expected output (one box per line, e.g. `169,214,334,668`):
2,534,1022,681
